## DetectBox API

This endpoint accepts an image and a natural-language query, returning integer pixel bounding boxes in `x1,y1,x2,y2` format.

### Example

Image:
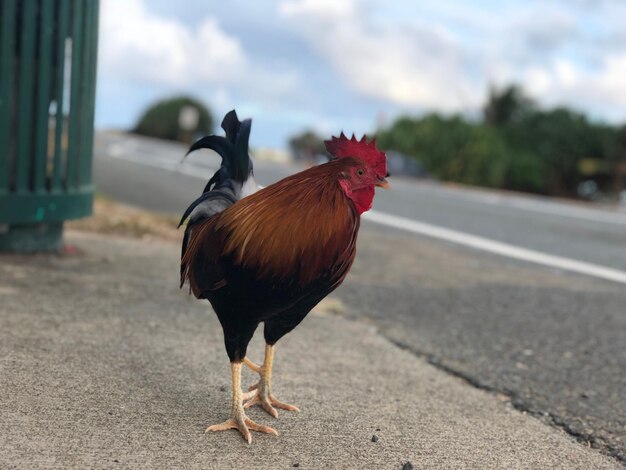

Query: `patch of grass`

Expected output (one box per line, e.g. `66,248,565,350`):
67,194,181,242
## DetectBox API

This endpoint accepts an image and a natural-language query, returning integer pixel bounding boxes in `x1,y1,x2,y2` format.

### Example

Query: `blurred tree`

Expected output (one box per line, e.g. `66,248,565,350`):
380,86,624,198
501,149,547,193
288,130,327,162
611,125,626,192
503,108,609,196
133,96,213,143
484,85,534,127
378,114,516,189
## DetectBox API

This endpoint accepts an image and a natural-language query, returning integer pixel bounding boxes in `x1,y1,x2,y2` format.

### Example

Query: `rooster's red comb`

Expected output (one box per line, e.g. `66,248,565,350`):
324,133,386,177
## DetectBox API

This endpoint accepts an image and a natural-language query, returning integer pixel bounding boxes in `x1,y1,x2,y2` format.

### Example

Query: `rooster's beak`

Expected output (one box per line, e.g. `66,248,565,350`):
376,178,390,189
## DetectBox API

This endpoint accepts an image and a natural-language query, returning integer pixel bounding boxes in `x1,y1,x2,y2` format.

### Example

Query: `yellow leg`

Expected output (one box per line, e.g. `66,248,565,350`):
205,362,278,443
243,356,262,373
243,344,300,418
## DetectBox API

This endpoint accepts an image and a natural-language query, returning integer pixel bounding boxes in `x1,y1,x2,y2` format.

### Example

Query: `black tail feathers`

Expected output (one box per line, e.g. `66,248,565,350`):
184,109,252,184
221,109,242,144
179,111,257,290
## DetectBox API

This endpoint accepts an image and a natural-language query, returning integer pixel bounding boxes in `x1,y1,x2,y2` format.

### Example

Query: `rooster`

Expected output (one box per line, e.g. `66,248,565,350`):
180,110,388,443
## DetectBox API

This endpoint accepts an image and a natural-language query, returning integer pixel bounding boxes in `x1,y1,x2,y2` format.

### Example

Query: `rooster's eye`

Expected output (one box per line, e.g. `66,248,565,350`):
357,168,365,176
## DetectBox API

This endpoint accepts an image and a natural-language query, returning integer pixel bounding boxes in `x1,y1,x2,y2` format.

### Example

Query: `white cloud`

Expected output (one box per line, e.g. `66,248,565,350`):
520,53,626,120
99,0,244,87
279,0,626,123
98,0,307,113
279,0,355,20
279,0,478,112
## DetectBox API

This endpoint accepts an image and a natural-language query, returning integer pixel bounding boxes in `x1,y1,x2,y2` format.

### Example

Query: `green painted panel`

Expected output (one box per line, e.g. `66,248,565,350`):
0,189,93,224
33,0,54,193
52,0,70,192
66,0,84,191
81,0,99,188
15,0,36,193
0,0,17,194
86,0,100,183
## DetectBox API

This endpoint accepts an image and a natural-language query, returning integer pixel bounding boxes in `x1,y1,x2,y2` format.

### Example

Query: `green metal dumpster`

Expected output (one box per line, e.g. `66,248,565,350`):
0,0,99,251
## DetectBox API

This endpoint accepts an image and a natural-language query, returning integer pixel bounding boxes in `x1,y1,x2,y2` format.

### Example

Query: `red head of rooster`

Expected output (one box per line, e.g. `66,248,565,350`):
325,132,389,214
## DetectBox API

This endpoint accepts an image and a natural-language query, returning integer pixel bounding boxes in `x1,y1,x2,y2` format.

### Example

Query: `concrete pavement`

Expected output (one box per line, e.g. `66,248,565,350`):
0,231,620,469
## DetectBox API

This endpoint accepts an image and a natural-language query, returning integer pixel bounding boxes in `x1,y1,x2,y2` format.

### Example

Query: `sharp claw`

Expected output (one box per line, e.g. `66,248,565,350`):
263,403,279,418
269,395,300,412
275,402,300,412
245,418,278,436
244,394,278,417
205,419,237,433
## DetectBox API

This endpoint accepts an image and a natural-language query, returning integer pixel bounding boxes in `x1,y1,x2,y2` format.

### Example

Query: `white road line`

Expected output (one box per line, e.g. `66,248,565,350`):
363,210,626,285
505,198,626,227
404,181,626,227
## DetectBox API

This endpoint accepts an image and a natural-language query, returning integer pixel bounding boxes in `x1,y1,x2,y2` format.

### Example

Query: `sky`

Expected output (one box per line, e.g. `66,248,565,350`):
96,0,626,148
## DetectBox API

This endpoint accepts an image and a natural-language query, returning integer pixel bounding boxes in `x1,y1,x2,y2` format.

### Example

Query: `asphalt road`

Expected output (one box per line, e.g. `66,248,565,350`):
93,131,626,462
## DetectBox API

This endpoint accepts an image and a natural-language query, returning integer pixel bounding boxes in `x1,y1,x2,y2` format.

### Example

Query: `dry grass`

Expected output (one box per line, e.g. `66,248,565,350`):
67,195,181,243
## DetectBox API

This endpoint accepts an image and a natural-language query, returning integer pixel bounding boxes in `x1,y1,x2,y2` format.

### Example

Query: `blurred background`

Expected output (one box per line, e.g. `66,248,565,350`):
98,0,626,202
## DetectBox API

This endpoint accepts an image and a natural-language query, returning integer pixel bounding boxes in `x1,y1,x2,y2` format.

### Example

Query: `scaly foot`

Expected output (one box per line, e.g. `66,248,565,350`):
244,386,300,418
205,408,278,444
